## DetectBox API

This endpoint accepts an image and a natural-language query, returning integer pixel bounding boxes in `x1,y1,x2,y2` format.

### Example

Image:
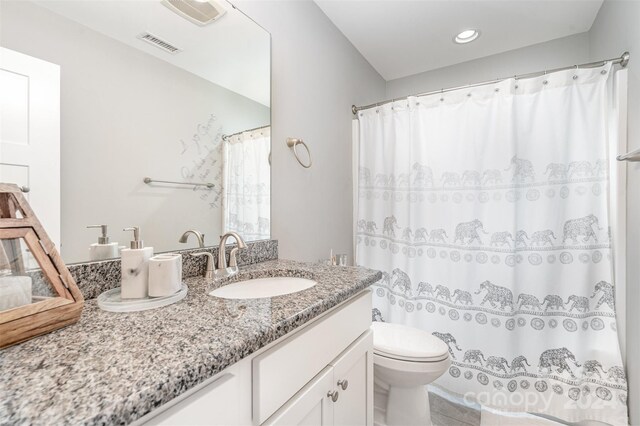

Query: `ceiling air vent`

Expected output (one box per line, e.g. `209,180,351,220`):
136,32,182,54
162,0,227,26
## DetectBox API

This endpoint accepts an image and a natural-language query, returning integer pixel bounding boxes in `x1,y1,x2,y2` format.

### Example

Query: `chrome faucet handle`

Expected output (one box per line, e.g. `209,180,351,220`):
229,247,240,268
191,252,214,279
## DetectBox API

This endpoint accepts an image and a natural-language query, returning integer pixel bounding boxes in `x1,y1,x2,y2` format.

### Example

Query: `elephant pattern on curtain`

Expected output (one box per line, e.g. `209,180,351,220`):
356,63,627,424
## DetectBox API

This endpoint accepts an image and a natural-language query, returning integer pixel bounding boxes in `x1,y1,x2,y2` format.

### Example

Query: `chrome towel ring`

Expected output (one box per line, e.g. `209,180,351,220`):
286,138,312,168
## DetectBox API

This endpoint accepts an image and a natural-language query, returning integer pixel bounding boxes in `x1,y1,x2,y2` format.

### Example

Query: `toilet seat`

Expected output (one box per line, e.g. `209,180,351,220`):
374,350,451,376
374,349,449,363
371,322,449,363
371,321,452,425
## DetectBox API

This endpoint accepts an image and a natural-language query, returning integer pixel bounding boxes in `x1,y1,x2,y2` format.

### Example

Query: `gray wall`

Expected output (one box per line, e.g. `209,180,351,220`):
235,0,386,263
386,32,591,99
589,1,640,422
1,1,269,263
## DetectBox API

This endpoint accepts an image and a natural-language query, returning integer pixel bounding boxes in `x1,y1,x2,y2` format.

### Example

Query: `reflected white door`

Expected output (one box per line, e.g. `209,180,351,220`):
0,47,60,248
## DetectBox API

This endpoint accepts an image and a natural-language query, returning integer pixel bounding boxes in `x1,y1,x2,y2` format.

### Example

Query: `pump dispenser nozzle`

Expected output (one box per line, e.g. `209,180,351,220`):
123,227,144,249
87,225,110,244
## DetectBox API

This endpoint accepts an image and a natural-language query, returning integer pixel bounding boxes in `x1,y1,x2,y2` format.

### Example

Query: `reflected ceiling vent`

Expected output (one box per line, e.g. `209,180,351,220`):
137,32,182,54
162,0,227,26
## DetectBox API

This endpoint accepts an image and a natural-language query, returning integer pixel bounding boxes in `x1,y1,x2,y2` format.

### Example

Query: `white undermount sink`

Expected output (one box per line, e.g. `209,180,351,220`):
209,276,317,299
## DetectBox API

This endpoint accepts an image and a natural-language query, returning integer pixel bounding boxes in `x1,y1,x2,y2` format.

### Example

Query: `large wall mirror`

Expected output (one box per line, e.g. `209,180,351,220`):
0,0,271,264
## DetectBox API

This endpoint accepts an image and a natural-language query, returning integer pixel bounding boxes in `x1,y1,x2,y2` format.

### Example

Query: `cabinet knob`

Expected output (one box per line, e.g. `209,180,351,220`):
327,390,339,402
337,379,349,390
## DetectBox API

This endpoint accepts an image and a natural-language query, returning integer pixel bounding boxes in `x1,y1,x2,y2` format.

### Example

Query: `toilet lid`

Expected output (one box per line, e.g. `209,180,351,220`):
371,322,449,362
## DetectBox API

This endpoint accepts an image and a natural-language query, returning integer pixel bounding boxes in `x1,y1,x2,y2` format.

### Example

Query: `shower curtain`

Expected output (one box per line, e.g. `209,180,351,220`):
222,126,270,240
355,63,627,424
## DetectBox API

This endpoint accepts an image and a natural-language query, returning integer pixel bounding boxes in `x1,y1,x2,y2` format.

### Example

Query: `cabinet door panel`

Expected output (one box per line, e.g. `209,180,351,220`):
264,367,334,426
298,402,323,425
331,330,374,426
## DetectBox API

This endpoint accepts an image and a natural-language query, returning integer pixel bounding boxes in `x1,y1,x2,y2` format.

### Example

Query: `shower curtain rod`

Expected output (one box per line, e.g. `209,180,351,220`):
352,51,630,115
222,124,270,140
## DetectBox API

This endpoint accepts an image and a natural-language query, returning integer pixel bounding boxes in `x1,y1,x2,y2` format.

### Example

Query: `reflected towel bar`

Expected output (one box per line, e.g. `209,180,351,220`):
143,177,214,189
616,148,640,162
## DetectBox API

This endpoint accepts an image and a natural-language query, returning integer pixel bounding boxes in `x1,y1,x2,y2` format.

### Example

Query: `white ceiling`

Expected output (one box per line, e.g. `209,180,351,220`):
35,0,270,106
315,0,603,81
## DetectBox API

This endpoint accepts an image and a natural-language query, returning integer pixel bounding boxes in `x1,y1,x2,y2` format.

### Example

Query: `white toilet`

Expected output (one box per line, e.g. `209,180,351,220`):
371,322,451,426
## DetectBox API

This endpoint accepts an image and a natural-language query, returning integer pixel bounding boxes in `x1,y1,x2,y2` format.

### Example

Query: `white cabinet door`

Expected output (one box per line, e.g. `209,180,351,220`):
331,331,373,426
0,47,60,248
264,367,335,426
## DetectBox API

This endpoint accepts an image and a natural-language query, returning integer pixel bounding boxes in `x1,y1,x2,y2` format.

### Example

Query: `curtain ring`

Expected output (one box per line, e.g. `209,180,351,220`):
286,138,312,168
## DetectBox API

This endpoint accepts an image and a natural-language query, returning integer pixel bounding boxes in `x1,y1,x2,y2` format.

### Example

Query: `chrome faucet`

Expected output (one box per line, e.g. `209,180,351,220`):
216,232,247,278
179,229,205,248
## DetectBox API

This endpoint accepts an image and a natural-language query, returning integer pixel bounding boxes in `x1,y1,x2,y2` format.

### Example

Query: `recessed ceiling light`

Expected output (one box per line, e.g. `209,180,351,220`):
454,29,480,44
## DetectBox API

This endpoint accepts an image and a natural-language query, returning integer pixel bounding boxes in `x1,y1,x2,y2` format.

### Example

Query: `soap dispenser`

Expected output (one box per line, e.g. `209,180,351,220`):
87,225,119,261
120,227,154,299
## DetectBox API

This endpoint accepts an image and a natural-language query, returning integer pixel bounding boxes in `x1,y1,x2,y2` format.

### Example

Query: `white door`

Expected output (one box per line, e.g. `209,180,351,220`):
264,366,335,426
0,47,61,248
331,331,374,426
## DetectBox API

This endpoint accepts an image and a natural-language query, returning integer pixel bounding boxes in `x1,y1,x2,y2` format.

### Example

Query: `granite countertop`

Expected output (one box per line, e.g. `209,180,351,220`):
0,259,381,426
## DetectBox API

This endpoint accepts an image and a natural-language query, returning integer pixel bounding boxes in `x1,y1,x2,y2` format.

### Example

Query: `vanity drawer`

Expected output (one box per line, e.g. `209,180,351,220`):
144,373,239,426
252,290,372,424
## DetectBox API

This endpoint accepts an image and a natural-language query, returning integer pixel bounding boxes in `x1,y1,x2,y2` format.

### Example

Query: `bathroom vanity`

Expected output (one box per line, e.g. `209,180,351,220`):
0,259,381,425
142,286,373,426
